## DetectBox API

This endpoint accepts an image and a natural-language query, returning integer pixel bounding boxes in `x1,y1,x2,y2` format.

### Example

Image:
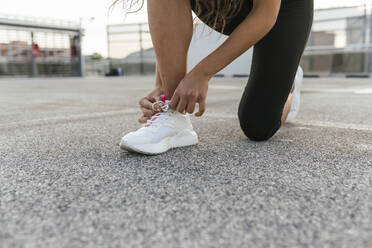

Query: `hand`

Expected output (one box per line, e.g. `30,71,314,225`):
169,71,210,116
138,87,164,123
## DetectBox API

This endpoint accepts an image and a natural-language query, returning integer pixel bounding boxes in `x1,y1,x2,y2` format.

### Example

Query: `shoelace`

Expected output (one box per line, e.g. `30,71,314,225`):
152,99,170,112
145,100,172,128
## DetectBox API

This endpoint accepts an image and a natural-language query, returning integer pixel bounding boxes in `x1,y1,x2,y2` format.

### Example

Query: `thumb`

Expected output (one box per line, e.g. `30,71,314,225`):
195,99,206,117
168,93,180,110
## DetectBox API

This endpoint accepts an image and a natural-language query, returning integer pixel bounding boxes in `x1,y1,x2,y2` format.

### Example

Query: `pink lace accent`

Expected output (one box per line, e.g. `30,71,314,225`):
145,113,162,127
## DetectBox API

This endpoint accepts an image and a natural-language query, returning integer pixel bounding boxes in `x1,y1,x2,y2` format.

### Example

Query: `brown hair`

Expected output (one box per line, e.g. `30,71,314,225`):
112,0,244,34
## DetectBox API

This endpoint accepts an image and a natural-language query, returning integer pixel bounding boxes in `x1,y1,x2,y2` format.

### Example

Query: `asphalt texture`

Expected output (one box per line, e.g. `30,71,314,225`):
1,76,372,248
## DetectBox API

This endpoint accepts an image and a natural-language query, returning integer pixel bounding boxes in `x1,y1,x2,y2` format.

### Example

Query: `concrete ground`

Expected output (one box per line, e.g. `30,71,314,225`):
1,76,372,248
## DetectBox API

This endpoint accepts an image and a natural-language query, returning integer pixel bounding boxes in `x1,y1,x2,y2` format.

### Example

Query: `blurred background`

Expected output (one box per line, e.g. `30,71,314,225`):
1,0,372,78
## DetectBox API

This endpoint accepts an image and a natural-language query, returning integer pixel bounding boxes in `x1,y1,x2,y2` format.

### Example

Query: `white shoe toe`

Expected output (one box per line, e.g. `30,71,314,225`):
121,132,152,146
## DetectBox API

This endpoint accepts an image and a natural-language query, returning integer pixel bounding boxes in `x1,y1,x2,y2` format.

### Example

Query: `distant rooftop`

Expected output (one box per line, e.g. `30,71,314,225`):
0,13,82,32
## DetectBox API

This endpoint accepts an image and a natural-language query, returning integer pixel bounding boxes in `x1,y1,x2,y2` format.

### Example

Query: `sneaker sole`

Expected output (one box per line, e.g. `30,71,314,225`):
119,129,198,155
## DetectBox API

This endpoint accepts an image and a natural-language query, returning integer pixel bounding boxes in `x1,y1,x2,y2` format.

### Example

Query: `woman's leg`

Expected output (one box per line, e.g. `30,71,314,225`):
147,0,194,98
238,0,313,141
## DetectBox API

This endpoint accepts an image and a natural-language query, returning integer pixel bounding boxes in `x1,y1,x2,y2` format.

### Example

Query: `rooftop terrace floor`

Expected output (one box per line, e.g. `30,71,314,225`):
1,76,372,247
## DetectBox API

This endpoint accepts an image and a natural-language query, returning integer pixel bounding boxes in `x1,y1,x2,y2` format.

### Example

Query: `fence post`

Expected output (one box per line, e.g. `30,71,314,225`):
30,32,36,77
364,4,371,74
139,23,144,75
107,25,112,73
78,31,84,77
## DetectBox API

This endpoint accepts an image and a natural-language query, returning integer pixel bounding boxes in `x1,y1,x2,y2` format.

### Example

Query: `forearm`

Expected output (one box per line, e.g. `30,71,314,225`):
191,3,279,78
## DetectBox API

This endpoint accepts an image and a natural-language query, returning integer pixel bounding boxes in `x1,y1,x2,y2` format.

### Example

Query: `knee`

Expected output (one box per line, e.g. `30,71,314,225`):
238,113,280,142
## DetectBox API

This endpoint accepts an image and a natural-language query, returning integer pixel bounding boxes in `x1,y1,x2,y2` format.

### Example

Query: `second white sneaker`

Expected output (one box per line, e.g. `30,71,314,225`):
120,101,198,155
287,66,303,121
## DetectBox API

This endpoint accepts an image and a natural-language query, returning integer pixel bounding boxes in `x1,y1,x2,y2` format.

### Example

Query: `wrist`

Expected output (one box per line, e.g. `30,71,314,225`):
191,62,215,80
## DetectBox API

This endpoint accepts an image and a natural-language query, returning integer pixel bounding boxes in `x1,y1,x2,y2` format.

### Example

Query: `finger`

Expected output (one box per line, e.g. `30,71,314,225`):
139,97,153,110
154,95,161,102
146,95,156,102
138,115,150,123
153,95,163,112
169,93,180,110
141,107,155,118
186,101,196,114
176,98,187,114
195,99,206,117
140,97,161,112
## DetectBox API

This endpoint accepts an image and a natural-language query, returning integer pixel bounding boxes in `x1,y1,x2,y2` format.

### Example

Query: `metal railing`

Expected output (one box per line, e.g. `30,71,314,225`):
106,23,154,75
0,15,83,77
0,13,80,30
106,5,372,77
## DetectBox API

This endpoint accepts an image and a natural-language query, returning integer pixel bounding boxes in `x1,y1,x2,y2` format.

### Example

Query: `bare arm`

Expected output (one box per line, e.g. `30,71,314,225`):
169,0,281,115
191,0,281,78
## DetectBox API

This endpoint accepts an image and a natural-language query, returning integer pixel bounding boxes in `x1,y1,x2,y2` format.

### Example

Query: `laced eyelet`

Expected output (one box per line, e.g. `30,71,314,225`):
152,101,169,112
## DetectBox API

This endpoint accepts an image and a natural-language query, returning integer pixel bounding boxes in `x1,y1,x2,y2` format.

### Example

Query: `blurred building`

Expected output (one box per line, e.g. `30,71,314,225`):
188,24,253,77
0,14,83,77
302,5,372,77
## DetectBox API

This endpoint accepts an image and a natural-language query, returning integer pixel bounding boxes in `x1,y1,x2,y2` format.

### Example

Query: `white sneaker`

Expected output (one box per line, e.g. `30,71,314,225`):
287,66,303,121
120,101,198,155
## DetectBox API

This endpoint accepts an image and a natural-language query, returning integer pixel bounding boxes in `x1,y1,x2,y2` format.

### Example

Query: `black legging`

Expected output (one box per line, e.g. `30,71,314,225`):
190,0,314,141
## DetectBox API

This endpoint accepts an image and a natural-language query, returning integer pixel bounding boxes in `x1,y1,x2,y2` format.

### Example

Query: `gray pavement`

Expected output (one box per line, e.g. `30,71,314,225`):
1,76,372,248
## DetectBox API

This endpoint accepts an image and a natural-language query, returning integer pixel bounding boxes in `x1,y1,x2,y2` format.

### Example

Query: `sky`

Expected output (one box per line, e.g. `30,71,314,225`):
1,0,371,57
